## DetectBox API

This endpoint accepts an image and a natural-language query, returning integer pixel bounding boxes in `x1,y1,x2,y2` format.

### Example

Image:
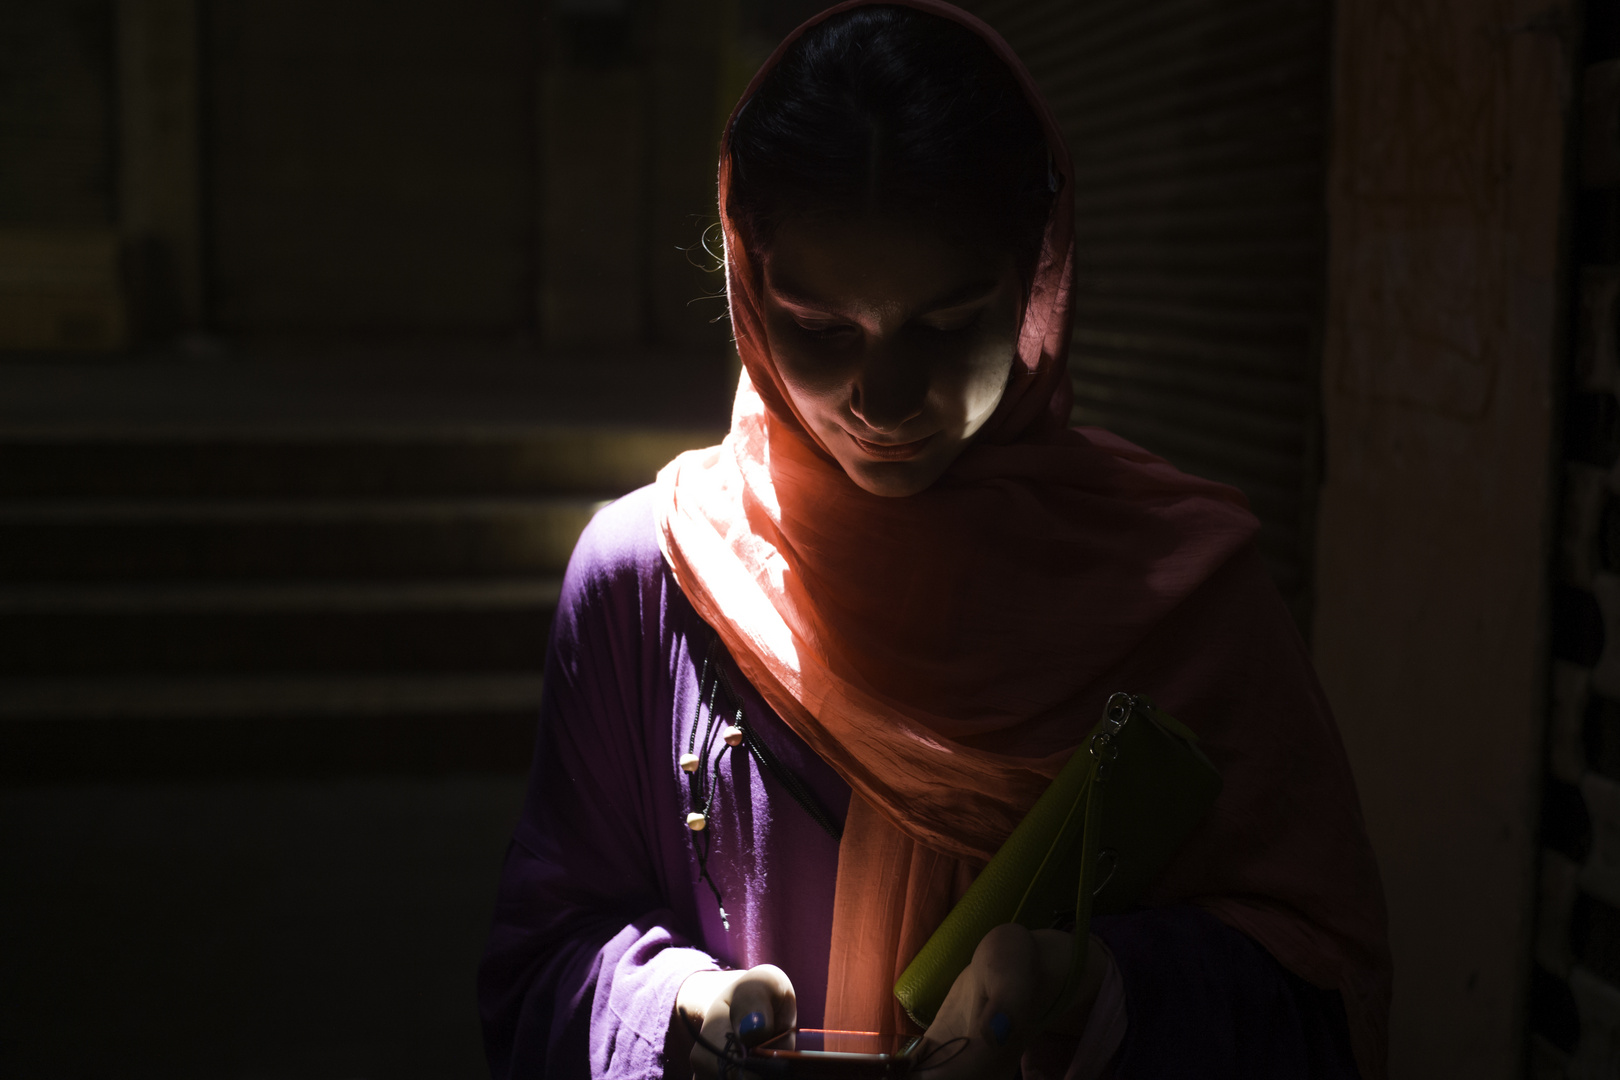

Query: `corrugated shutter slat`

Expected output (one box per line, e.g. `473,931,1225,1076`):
965,0,1329,626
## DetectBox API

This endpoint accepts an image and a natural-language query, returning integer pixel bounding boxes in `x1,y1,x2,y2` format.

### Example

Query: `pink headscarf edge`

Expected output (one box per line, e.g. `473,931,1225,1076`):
715,0,1079,459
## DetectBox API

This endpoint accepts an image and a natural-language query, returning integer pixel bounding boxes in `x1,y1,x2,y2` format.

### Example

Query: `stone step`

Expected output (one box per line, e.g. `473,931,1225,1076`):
0,579,560,675
0,356,728,761
0,497,605,580
0,673,546,720
0,673,545,779
0,427,720,500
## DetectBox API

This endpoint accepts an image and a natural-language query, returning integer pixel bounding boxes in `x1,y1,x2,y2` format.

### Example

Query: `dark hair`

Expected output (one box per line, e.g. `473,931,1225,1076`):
726,5,1054,287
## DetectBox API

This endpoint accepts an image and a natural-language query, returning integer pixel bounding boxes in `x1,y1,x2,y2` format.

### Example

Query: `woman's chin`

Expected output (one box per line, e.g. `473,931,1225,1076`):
841,454,949,498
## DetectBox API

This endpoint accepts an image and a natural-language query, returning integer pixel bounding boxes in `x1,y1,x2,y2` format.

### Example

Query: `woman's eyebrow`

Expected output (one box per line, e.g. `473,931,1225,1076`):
767,283,844,312
767,279,1001,314
916,279,1001,311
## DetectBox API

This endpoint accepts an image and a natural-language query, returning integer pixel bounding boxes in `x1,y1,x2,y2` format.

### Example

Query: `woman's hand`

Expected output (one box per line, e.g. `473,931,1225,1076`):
918,925,1110,1079
673,965,797,1078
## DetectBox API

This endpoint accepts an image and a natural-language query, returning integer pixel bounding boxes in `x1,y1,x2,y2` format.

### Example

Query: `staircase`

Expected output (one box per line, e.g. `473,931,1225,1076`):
0,356,729,780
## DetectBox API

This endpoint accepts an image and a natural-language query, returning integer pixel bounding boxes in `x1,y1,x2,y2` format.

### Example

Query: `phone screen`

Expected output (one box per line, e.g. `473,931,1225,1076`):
754,1029,920,1057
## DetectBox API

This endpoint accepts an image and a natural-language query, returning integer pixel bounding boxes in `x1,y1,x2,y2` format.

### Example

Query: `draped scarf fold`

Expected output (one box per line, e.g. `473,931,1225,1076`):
655,2,1391,1076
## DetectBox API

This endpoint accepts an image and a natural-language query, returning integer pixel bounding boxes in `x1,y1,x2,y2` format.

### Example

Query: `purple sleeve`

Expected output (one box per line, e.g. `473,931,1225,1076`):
1093,905,1359,1079
478,501,715,1079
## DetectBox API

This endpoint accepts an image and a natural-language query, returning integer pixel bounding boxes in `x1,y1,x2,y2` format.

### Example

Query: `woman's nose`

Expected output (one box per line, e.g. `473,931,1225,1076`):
848,351,926,434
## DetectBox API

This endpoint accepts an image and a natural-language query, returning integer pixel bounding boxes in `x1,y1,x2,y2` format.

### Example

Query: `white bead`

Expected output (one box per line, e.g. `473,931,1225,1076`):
686,812,707,832
721,725,744,747
679,752,700,773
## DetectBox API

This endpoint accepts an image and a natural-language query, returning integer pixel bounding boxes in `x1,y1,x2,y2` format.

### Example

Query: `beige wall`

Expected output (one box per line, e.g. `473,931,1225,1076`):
540,0,730,353
1313,0,1574,1075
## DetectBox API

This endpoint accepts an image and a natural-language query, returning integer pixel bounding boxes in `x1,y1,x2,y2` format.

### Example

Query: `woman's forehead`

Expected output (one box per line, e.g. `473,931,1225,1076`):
761,215,1008,313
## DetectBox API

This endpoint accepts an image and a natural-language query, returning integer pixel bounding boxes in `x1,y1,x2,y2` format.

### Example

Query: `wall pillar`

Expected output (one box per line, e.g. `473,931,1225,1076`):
1312,1,1575,1074
117,0,202,337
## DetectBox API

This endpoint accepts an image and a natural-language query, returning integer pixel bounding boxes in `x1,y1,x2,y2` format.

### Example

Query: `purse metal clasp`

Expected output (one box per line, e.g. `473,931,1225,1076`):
1091,692,1137,780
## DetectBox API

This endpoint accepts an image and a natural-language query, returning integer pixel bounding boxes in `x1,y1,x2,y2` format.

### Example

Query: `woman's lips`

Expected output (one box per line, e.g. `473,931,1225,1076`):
848,431,935,461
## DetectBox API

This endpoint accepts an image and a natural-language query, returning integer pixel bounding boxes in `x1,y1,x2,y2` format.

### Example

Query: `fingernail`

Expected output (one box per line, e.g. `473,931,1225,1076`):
738,1011,767,1038
989,1011,1012,1046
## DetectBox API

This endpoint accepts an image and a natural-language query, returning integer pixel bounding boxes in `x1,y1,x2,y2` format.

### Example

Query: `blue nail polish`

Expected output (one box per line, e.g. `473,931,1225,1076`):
989,1011,1012,1046
738,1010,767,1038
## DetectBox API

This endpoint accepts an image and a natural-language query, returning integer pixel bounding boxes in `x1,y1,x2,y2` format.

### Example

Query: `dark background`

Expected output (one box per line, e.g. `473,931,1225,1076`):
0,1,1609,1077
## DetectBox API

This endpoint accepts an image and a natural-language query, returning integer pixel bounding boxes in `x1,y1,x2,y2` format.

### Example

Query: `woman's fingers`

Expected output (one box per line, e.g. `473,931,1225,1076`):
689,965,799,1078
917,924,1045,1080
681,970,734,1079
919,976,991,1079
687,971,729,1078
1033,930,1109,1037
729,964,797,1046
971,922,1041,1048
696,1005,739,1077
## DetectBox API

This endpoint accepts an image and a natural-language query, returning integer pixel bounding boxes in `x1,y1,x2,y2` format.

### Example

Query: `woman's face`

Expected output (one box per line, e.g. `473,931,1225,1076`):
758,215,1025,498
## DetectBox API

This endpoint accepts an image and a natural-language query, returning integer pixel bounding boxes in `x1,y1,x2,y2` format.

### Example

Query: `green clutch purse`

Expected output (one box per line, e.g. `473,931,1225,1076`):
892,692,1222,1029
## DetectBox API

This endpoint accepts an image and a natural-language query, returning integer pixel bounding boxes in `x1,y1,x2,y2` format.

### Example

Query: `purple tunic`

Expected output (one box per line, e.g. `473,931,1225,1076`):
478,486,1357,1079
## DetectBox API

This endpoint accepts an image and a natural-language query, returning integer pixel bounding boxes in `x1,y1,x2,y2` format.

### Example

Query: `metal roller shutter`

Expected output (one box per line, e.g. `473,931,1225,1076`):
964,0,1331,626
203,0,538,335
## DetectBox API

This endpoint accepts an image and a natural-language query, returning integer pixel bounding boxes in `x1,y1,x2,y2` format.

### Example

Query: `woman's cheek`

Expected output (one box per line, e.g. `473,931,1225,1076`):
953,337,1018,429
773,346,853,429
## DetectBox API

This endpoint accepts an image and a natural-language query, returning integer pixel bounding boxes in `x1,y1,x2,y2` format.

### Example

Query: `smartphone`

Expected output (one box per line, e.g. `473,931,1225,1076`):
748,1029,922,1077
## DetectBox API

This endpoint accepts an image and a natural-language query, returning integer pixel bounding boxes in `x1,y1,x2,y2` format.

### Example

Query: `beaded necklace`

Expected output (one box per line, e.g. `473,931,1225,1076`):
682,634,844,930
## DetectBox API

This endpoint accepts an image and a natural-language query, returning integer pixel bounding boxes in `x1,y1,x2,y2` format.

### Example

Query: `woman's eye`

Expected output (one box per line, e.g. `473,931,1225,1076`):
918,310,984,335
796,320,857,340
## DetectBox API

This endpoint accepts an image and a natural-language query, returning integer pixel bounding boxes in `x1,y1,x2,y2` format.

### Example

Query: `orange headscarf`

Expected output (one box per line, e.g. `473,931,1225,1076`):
655,2,1391,1076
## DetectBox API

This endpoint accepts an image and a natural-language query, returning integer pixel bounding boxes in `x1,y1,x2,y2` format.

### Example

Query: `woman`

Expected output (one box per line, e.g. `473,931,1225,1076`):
479,3,1390,1078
